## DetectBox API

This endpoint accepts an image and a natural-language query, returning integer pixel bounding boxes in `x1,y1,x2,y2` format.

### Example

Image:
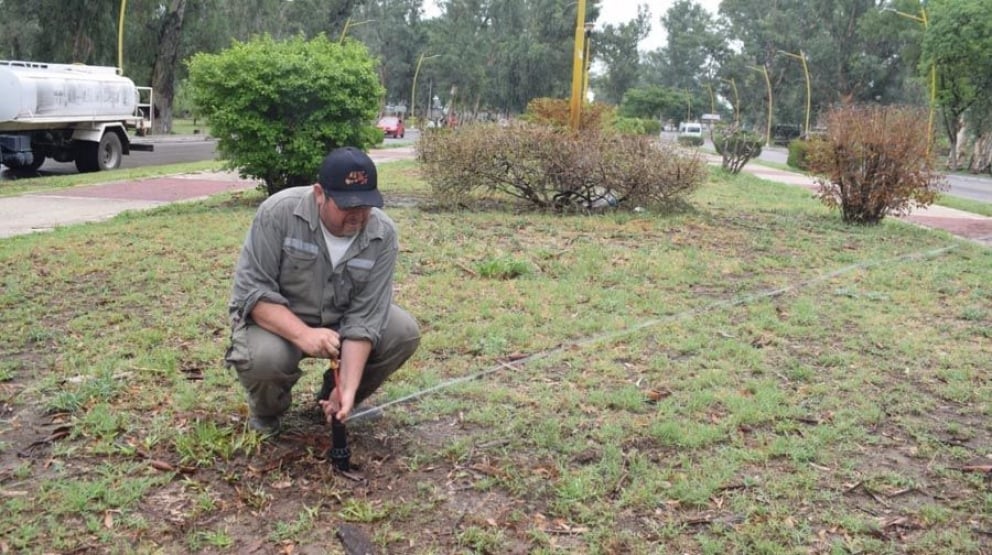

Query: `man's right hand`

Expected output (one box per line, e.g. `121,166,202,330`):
295,327,341,359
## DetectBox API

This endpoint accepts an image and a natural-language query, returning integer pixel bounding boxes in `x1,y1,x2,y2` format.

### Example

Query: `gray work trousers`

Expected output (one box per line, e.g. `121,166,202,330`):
226,304,420,418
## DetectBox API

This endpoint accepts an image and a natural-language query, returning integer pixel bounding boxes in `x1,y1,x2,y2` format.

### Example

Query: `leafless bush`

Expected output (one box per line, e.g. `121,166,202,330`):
806,105,947,225
416,121,706,212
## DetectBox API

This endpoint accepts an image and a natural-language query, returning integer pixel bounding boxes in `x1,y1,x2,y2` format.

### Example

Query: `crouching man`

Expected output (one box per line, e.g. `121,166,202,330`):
225,147,420,435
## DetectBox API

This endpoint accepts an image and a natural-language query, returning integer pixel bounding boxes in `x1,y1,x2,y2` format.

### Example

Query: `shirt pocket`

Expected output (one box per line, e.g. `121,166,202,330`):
333,258,374,307
280,239,320,302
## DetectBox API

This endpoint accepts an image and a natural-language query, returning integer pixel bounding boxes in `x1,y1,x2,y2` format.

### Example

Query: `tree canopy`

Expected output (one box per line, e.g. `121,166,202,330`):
1,0,989,172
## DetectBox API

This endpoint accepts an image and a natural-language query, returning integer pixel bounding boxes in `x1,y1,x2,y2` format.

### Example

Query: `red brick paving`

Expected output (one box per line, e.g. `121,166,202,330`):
51,177,256,202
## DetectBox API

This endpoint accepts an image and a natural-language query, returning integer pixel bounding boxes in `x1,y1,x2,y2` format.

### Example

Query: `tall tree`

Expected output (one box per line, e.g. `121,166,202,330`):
594,4,650,105
149,0,188,134
350,0,428,111
0,0,41,59
922,0,992,170
659,0,722,91
718,0,914,131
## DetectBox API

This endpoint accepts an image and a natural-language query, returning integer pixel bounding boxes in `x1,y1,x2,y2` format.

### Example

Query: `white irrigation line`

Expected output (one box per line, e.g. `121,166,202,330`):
347,244,958,423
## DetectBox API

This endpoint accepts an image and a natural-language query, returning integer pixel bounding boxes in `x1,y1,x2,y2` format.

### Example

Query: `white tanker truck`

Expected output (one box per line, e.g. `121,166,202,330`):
0,60,154,173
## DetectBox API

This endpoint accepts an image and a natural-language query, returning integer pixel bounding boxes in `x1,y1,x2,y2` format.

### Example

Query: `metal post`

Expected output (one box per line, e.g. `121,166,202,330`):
751,65,773,145
779,49,811,138
118,0,127,73
568,0,588,131
411,54,439,127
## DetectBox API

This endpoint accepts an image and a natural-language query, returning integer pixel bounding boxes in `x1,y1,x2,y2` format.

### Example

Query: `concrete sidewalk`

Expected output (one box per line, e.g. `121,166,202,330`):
1,145,990,247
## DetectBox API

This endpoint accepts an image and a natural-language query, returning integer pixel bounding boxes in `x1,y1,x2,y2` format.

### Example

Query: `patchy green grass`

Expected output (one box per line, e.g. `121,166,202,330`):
0,162,990,554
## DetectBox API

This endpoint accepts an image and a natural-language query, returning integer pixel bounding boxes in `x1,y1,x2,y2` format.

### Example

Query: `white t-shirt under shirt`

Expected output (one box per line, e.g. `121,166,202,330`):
320,222,357,268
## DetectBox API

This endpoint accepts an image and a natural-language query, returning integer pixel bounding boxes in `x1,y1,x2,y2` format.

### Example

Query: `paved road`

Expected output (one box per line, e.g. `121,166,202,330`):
0,134,415,180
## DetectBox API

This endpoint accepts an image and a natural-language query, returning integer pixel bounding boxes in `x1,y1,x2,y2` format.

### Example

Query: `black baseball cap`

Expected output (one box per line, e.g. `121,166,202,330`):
317,147,383,208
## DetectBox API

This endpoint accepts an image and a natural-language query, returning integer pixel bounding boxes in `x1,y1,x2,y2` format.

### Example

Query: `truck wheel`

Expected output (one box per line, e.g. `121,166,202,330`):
75,132,122,173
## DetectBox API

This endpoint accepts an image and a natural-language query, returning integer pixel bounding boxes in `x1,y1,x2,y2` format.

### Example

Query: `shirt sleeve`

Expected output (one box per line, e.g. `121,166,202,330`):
337,228,398,346
229,207,290,322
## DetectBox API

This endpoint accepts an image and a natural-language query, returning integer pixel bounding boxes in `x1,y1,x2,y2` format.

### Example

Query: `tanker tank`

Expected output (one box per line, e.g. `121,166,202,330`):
0,61,139,125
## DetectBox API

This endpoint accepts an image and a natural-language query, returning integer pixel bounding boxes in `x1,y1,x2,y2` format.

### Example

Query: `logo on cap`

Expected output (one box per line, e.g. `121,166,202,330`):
344,170,369,187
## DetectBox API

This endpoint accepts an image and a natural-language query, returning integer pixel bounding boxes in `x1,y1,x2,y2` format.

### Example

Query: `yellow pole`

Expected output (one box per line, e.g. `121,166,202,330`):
882,7,933,156
922,8,935,158
340,18,374,43
339,17,351,43
800,51,811,137
779,49,811,138
411,53,438,126
117,0,127,73
568,0,588,131
751,65,773,145
582,25,593,103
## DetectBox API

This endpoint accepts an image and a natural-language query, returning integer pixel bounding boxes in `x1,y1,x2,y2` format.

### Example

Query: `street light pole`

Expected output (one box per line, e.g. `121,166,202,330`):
568,0,588,131
779,50,811,138
882,6,935,156
411,53,440,126
582,23,594,103
339,18,375,43
118,0,127,73
750,65,773,145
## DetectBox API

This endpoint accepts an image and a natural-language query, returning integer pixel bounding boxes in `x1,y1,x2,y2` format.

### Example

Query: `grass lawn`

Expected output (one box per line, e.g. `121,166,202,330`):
0,161,990,553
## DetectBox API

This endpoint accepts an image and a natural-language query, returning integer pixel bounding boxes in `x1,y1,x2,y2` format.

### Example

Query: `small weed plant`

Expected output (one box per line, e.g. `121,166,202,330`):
806,104,947,224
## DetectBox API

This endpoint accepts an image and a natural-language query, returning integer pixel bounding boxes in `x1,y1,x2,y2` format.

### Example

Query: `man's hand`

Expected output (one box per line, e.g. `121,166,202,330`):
251,302,341,360
294,327,341,360
319,386,356,422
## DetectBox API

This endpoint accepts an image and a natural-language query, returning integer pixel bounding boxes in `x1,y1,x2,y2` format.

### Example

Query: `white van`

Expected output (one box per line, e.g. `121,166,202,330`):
679,122,703,138
677,122,704,145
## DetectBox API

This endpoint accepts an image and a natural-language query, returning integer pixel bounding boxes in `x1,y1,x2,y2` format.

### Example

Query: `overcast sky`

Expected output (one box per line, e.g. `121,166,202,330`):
598,1,721,52
422,1,722,52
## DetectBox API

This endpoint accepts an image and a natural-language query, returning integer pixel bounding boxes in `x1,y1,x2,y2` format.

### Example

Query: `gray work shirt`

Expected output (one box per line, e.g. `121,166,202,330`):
228,186,398,347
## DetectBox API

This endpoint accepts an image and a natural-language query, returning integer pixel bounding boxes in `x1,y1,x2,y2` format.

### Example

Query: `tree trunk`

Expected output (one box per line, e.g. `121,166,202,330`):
969,132,992,175
150,0,188,135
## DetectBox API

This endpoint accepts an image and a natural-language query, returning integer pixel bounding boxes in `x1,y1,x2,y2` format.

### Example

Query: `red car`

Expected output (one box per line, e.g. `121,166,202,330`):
376,116,405,139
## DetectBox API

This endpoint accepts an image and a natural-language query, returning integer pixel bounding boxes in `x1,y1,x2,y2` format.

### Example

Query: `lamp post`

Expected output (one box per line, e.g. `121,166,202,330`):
411,53,440,126
582,22,594,103
881,6,935,156
117,0,127,73
568,0,588,131
339,18,375,43
750,65,773,145
778,49,811,138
